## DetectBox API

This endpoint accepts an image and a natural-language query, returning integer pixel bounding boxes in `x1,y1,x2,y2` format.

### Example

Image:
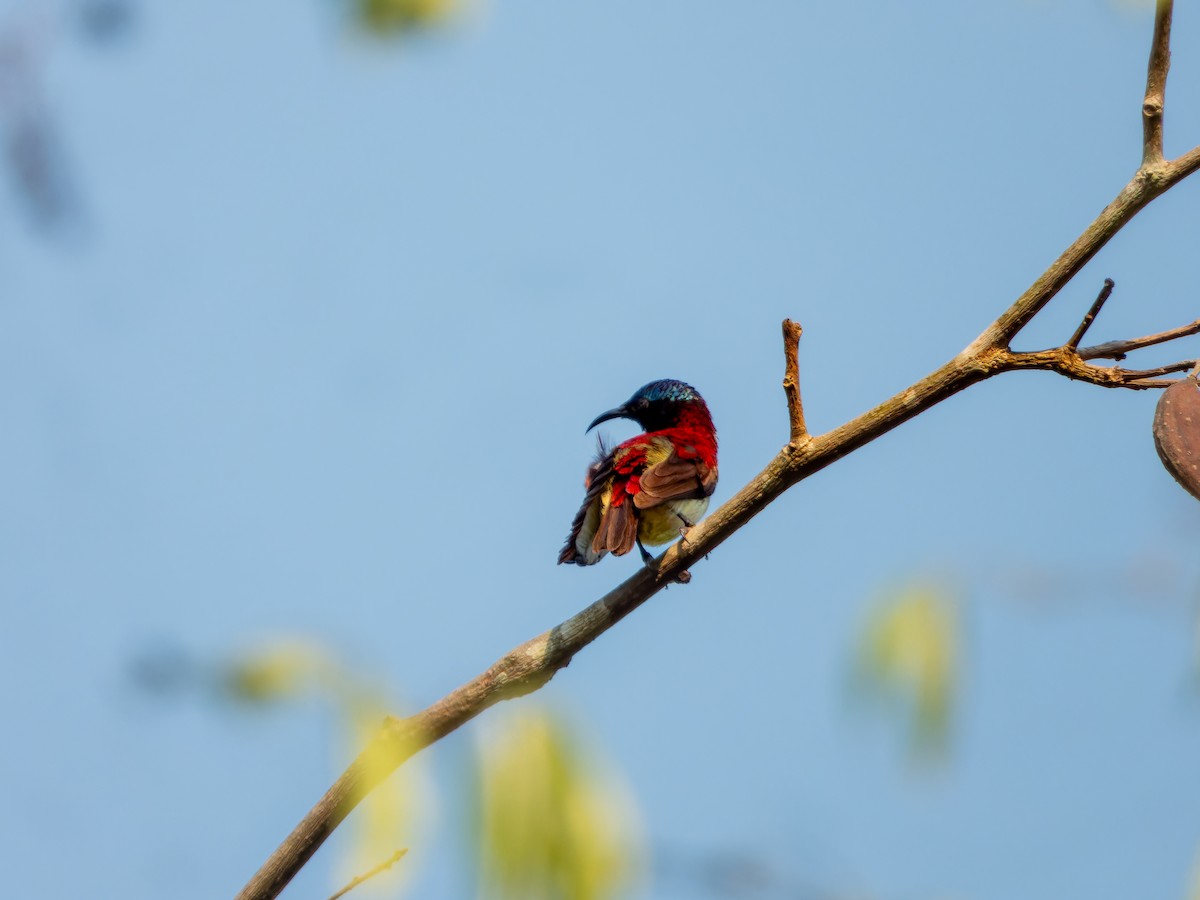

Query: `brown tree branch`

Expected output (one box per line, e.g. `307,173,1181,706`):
999,348,1198,390
1006,289,1200,388
235,5,1200,899
782,319,808,444
1170,145,1200,182
975,0,1194,351
1143,0,1172,166
1080,318,1200,361
1066,279,1116,350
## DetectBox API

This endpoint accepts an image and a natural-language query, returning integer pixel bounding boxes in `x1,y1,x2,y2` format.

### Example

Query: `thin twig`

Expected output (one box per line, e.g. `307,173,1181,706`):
1111,360,1198,381
1079,317,1200,361
1143,0,1173,166
327,849,408,900
1066,278,1115,350
1126,377,1188,388
781,319,808,444
1000,348,1197,389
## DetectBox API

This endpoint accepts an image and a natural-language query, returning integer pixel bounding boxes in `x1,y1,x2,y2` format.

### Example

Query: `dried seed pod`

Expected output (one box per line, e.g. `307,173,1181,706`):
1152,378,1200,502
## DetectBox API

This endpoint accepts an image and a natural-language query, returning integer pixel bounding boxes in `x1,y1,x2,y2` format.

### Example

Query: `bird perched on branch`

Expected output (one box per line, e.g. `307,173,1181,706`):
558,379,718,568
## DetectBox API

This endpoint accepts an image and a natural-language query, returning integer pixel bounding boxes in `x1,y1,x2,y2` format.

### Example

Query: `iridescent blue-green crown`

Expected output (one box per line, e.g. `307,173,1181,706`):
632,379,700,404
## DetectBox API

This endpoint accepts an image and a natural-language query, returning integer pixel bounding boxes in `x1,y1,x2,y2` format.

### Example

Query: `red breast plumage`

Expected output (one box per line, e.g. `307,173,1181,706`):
559,379,718,567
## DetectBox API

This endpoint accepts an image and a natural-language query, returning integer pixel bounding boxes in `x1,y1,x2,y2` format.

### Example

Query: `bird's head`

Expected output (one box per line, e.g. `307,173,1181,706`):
586,379,712,433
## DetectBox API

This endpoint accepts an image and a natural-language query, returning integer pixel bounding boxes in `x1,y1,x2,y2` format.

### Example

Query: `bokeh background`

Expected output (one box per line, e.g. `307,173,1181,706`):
3,1,1200,898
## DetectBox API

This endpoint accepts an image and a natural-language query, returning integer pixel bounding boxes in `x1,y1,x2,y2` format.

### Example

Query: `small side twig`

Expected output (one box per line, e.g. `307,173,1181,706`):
1006,280,1200,389
1079,317,1200,361
1143,0,1173,166
327,849,408,900
1112,360,1199,381
781,319,808,444
1065,278,1115,350
1001,348,1198,390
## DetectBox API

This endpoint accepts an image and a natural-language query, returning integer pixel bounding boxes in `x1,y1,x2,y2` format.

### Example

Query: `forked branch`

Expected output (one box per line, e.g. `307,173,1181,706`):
1000,279,1200,388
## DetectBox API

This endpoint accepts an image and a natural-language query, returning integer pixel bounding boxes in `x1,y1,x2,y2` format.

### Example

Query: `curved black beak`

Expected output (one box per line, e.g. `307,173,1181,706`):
586,405,631,433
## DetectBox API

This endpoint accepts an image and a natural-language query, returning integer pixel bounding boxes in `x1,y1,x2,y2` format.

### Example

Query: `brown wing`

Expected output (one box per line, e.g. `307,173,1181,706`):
633,453,717,510
591,497,637,558
558,447,617,565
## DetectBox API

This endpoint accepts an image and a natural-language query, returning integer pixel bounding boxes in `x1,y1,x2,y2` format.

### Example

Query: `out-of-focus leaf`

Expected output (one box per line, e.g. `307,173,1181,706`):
338,696,427,897
355,0,459,34
127,640,199,698
855,582,960,756
222,638,337,704
222,637,426,894
473,707,644,900
4,103,82,232
76,0,136,44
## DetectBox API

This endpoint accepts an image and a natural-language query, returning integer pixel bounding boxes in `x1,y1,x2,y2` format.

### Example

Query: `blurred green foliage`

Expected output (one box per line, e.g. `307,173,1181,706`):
473,708,644,900
223,638,338,704
186,641,641,897
220,639,426,895
855,582,960,757
354,0,459,34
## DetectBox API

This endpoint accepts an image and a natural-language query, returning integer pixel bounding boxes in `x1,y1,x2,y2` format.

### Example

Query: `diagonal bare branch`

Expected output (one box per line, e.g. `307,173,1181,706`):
235,5,1200,899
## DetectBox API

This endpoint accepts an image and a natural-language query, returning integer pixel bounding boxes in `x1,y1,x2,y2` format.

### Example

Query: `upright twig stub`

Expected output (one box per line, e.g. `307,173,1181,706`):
1143,0,1173,165
1066,278,1115,350
781,319,808,444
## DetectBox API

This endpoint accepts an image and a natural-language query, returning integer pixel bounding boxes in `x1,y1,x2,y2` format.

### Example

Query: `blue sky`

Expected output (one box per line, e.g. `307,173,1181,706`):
3,1,1200,898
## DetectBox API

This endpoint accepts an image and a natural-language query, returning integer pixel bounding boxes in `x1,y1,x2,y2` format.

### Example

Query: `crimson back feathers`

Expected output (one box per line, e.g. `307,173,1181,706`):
558,379,718,567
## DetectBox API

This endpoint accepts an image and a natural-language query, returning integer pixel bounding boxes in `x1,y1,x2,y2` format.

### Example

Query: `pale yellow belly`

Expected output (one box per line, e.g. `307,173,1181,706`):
638,498,710,546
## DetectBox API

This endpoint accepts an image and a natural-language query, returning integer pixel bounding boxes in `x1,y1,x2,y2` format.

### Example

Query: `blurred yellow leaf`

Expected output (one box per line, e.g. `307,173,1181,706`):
221,638,427,895
856,582,960,755
339,697,429,897
223,638,336,704
356,0,459,34
474,707,644,900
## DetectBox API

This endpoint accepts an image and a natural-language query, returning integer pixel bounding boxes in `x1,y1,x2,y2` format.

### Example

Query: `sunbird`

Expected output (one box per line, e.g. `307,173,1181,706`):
558,379,718,567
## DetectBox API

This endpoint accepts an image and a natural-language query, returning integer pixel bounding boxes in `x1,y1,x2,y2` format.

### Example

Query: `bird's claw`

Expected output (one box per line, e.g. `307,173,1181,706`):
675,512,696,545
